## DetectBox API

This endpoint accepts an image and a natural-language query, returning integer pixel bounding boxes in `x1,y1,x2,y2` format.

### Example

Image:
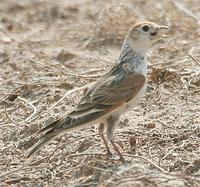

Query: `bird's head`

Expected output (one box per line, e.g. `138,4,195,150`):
126,21,168,55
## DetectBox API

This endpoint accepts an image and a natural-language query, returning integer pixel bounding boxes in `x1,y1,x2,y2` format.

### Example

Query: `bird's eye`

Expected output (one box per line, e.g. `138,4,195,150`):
142,25,150,32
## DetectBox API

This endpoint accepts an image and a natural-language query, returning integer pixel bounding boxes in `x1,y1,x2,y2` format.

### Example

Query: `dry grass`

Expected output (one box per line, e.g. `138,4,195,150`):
0,0,200,186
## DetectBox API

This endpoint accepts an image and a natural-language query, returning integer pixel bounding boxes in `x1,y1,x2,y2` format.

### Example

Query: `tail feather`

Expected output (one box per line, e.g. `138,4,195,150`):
36,117,66,135
27,117,71,158
27,110,106,158
26,133,56,158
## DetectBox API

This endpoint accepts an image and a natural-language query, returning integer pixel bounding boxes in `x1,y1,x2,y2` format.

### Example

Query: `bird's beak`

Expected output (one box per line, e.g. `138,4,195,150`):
159,25,169,30
151,25,169,36
152,25,169,45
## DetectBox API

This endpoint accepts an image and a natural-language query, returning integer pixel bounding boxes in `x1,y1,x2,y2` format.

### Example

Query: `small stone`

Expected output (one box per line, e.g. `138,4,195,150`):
56,50,75,63
145,123,156,129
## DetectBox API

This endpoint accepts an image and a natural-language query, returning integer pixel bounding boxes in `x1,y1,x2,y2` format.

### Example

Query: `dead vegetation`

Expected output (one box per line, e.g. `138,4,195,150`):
0,0,200,186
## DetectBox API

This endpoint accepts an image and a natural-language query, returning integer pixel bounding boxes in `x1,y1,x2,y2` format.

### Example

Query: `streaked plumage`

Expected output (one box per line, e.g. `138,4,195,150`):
27,21,168,161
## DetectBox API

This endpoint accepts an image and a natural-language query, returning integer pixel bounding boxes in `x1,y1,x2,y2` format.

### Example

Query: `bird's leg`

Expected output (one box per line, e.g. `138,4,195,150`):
106,115,125,163
109,139,125,163
98,122,113,158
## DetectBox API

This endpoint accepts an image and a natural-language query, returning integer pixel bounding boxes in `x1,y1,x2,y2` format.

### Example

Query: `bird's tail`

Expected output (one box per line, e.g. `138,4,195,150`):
26,117,67,158
26,131,57,158
26,108,106,158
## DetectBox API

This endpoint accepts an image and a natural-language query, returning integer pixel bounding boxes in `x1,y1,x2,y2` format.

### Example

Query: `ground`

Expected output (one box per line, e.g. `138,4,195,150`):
0,0,200,186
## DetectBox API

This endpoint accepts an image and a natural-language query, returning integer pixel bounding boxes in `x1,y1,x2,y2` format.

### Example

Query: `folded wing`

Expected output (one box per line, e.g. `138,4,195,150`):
27,72,145,157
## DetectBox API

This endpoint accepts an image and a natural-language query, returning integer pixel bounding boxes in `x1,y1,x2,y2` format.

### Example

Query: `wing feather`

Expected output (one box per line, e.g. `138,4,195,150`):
70,73,145,117
27,72,145,157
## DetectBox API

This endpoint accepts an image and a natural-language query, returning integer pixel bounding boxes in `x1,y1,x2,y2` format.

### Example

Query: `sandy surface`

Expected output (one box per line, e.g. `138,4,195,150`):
0,0,200,186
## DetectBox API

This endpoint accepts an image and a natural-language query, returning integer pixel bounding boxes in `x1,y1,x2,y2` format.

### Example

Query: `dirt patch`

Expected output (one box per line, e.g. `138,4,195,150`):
0,0,200,186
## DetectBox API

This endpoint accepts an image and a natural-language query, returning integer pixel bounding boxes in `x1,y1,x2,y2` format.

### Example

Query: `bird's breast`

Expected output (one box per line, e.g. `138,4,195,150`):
134,58,147,76
124,58,147,111
124,82,147,112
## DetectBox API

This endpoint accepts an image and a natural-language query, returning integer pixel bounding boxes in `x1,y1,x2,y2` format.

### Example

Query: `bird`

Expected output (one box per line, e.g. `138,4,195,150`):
27,21,168,162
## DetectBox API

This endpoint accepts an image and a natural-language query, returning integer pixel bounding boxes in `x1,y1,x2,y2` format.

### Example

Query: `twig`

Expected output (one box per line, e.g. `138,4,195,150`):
166,59,189,68
187,53,200,67
56,71,103,79
148,61,172,68
162,146,177,160
123,154,169,174
159,121,180,131
48,82,94,110
0,28,15,42
67,152,106,158
28,156,49,166
190,88,200,93
180,76,190,95
0,92,19,95
0,165,47,179
61,72,102,79
85,165,121,178
17,96,37,123
147,143,153,160
6,81,76,87
79,68,104,75
75,74,102,79
0,56,9,64
4,109,18,125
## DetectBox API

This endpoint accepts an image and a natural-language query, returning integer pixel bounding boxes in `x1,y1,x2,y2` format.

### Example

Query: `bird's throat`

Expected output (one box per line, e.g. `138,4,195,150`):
118,40,147,76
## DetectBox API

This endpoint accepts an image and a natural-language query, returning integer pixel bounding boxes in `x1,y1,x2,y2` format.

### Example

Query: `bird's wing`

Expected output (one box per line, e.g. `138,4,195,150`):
73,72,146,115
38,72,145,134
26,72,145,157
